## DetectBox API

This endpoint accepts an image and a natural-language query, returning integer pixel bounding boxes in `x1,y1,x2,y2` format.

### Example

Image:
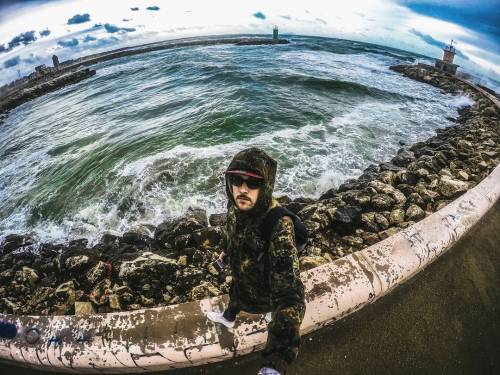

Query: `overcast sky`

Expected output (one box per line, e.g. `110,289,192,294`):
0,0,498,87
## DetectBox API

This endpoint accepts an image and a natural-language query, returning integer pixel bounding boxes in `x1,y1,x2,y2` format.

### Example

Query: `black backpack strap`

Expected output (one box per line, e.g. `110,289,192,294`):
260,206,308,255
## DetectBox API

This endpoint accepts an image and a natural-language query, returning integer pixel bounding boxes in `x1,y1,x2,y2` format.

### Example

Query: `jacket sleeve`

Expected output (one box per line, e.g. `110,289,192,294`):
268,216,305,310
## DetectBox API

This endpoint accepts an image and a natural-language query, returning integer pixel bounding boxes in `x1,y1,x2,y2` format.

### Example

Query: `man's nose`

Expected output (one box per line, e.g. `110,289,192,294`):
239,182,249,192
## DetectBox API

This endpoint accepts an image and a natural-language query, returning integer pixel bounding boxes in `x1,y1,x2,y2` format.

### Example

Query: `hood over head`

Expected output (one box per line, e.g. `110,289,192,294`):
225,147,277,217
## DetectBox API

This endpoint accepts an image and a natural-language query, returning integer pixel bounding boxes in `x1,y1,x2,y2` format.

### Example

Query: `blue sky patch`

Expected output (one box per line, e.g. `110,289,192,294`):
67,13,91,25
253,12,266,20
104,23,136,33
39,29,51,37
8,31,37,49
57,38,79,48
3,55,20,68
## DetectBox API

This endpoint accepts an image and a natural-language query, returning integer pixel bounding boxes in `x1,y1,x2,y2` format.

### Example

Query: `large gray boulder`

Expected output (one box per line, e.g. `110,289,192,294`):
438,176,469,198
118,252,178,284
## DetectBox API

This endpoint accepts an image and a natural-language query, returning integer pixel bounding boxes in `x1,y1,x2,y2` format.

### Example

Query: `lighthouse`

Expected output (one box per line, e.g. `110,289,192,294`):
434,40,459,75
273,25,279,40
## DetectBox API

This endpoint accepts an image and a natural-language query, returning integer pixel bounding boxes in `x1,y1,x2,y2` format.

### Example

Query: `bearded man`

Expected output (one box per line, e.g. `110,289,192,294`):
208,147,305,375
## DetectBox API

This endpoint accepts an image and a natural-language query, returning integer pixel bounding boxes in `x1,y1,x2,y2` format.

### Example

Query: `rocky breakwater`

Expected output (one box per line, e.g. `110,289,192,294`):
0,68,96,126
0,64,499,316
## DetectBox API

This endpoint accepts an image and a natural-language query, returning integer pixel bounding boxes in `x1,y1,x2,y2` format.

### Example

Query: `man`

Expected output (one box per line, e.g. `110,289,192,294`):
207,147,305,375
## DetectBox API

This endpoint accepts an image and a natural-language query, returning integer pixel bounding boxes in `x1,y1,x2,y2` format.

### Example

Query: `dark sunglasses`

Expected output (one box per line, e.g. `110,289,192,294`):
228,174,264,189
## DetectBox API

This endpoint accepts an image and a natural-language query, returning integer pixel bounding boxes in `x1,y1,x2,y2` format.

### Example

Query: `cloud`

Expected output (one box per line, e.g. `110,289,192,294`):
0,44,7,53
122,18,131,22
39,29,51,37
22,53,42,65
67,13,91,25
398,1,500,39
316,18,327,25
409,29,469,60
130,7,139,11
280,15,291,20
4,56,20,68
253,12,266,20
146,6,160,11
83,35,97,43
8,31,37,49
57,38,79,48
104,23,136,33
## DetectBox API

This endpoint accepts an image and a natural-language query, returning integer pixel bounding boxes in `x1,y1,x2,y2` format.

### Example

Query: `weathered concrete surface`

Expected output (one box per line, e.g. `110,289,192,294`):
2,201,498,375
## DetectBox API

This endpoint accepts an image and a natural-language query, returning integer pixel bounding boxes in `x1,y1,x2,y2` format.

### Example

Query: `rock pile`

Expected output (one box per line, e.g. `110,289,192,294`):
0,64,498,315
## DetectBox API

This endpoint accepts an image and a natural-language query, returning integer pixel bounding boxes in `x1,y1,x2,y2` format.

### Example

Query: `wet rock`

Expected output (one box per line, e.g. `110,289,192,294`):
374,213,389,231
379,162,404,172
331,205,362,234
178,255,188,267
395,170,418,186
389,208,406,225
392,149,416,167
54,281,76,314
299,256,328,271
2,234,33,254
118,252,177,284
209,213,227,227
341,190,371,207
371,194,395,210
20,266,38,287
1,298,20,314
438,176,469,198
108,294,121,310
190,281,221,300
379,171,396,186
190,226,224,249
101,231,121,246
298,202,335,234
68,238,88,250
408,193,425,207
74,301,95,315
368,180,406,206
341,236,363,247
286,197,316,214
121,231,151,248
361,212,378,232
154,219,176,248
406,204,425,221
140,295,155,306
65,255,90,271
174,268,204,295
482,106,497,117
361,232,380,245
379,227,401,240
86,261,109,285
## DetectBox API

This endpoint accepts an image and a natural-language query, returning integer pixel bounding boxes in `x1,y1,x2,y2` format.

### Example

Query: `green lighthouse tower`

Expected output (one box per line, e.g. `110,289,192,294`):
273,25,279,40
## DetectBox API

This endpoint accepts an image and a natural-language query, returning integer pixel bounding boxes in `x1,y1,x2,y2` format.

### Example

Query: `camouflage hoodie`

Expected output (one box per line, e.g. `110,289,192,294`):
224,147,305,313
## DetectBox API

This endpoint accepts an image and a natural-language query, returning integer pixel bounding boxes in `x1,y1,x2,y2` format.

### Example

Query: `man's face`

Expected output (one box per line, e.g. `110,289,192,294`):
230,174,261,211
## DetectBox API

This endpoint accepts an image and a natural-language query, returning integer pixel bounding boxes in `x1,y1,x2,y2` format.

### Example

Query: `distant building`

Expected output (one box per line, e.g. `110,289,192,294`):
435,40,459,75
33,64,53,78
273,25,279,40
52,55,60,69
